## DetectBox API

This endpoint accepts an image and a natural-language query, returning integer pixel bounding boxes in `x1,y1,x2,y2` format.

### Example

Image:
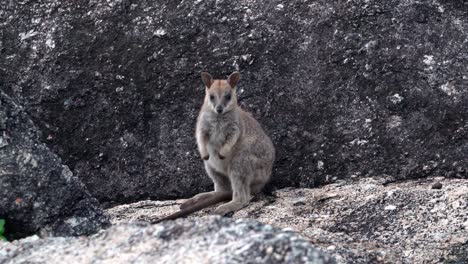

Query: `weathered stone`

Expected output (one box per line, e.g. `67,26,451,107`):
107,178,468,264
431,181,443,189
1,0,467,203
0,92,109,239
0,216,335,264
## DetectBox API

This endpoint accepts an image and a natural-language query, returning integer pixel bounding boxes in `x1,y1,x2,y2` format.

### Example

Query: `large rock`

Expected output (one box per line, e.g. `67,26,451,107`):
0,216,335,264
0,92,109,239
107,177,468,264
1,0,466,203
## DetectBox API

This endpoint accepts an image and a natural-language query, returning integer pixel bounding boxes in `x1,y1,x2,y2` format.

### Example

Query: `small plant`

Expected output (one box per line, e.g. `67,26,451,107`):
0,219,6,241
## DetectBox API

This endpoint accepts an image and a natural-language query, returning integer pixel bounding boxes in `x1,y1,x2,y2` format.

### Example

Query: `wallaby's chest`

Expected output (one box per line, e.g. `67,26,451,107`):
205,119,230,143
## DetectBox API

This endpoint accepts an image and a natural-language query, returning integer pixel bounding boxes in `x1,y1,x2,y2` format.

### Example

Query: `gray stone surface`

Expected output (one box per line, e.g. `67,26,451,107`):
0,92,109,239
0,216,335,264
107,177,468,264
1,0,467,204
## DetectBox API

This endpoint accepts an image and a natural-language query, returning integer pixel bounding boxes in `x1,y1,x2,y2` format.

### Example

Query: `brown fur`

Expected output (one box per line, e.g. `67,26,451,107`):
154,71,275,222
187,71,275,215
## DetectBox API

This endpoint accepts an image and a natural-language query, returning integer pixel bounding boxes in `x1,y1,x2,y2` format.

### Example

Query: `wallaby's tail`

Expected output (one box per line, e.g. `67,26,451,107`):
151,192,232,224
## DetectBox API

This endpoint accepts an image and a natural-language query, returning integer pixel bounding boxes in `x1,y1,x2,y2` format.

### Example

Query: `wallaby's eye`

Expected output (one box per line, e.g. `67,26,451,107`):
209,95,215,101
225,94,231,101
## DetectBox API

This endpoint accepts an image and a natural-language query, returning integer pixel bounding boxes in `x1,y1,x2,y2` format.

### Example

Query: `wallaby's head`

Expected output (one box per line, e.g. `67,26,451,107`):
201,71,240,115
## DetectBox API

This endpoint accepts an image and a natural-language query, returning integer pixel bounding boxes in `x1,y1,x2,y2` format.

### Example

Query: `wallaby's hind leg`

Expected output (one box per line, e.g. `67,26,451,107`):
213,168,251,215
213,165,270,215
180,164,231,210
250,167,272,195
180,191,217,210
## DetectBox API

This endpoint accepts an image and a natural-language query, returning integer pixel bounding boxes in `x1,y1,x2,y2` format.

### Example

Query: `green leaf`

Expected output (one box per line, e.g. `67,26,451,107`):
0,220,7,241
0,219,5,235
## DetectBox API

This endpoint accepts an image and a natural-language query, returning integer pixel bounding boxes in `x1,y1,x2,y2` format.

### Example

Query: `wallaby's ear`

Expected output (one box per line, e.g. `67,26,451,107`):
227,71,241,88
201,72,213,88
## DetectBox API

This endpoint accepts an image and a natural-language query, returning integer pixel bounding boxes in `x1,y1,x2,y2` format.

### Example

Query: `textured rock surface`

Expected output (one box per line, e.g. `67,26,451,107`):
0,92,109,239
1,0,467,203
0,216,335,264
107,178,468,264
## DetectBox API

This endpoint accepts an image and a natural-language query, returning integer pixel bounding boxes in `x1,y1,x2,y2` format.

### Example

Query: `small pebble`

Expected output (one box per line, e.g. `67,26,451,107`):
431,181,442,189
293,201,306,206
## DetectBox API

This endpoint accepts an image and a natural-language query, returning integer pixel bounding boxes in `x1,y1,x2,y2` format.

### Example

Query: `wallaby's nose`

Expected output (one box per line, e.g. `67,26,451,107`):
216,106,223,113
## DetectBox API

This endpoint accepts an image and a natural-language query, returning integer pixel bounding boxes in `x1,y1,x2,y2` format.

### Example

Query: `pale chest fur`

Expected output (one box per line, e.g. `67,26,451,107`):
199,112,239,173
201,112,238,145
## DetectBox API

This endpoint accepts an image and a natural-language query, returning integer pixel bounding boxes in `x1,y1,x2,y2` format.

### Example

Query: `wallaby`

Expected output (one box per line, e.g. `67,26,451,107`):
153,71,275,223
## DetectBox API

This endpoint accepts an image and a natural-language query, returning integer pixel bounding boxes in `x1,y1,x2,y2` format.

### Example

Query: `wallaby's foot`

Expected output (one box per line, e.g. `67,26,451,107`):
213,201,246,216
180,192,216,210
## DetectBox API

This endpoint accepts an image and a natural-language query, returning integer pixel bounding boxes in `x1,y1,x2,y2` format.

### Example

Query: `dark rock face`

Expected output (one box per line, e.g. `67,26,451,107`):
1,0,466,203
0,92,109,239
1,216,336,264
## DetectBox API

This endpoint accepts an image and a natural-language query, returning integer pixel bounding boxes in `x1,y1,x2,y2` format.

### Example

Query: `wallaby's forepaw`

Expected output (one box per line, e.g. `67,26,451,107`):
218,148,228,159
200,148,209,160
